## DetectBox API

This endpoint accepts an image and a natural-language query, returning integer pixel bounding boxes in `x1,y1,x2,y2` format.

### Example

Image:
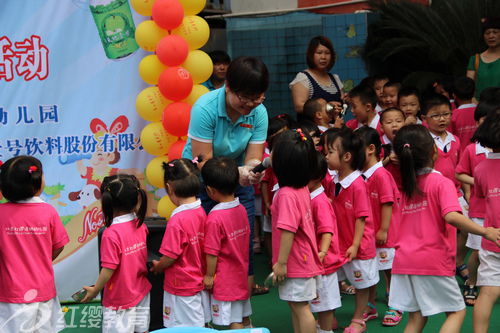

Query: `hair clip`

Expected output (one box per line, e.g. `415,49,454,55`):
192,157,199,164
28,166,37,174
168,163,174,167
294,128,307,141
404,143,410,148
107,188,111,192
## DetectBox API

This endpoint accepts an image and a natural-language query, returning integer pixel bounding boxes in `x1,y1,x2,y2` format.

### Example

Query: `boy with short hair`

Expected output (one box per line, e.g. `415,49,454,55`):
382,82,402,109
450,76,477,153
372,73,390,113
346,84,383,137
379,108,406,191
201,156,252,329
398,86,423,126
303,97,333,132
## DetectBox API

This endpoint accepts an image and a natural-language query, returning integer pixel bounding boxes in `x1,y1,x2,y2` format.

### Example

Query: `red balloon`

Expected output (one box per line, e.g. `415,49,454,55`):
162,101,192,137
168,139,187,160
158,67,193,101
156,35,189,67
152,0,184,30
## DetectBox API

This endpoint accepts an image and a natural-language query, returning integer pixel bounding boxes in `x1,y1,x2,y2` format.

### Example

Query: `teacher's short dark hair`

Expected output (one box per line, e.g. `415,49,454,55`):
306,36,335,71
226,56,269,96
201,156,239,196
482,17,500,32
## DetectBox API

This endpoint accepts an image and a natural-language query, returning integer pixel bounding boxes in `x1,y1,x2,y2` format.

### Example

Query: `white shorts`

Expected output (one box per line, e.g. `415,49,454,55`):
262,215,272,233
163,291,204,328
0,296,65,333
254,194,263,216
389,275,465,316
459,196,469,218
200,289,211,324
279,276,320,302
309,272,342,313
478,249,500,287
103,293,150,333
210,297,252,326
466,218,484,250
376,247,395,270
341,257,379,289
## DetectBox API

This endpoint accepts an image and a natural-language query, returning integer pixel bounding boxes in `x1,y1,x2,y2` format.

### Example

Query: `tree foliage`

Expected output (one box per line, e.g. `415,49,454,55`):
364,0,500,92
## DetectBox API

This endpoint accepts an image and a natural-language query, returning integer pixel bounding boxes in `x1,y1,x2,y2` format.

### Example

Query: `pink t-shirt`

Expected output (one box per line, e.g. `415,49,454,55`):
364,162,400,248
311,187,346,274
385,160,403,193
0,198,69,303
455,142,488,218
329,172,376,260
100,213,152,309
449,105,477,153
392,170,462,276
160,200,207,296
271,186,324,278
474,154,500,253
205,199,249,301
346,117,384,138
434,134,462,198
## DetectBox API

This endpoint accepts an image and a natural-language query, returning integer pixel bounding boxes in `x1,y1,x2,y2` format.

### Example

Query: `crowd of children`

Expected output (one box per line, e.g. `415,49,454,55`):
2,74,500,333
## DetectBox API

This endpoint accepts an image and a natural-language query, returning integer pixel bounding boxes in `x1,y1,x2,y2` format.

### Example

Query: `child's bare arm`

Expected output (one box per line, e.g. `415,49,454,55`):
261,181,271,217
455,172,474,186
445,211,500,247
203,254,218,289
377,203,392,245
346,217,365,262
151,255,175,274
52,246,64,261
82,267,114,303
318,232,332,262
273,230,294,284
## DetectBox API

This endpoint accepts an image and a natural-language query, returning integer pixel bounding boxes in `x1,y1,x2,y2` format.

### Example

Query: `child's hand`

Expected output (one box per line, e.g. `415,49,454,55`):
484,227,500,247
405,116,417,125
203,275,214,290
389,153,399,165
150,259,163,274
345,245,358,262
333,115,344,129
81,285,99,303
318,251,327,263
375,230,388,245
272,262,287,285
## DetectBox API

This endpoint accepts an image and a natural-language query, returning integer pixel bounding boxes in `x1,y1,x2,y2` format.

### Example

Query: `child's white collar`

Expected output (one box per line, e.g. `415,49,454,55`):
210,198,240,212
363,161,383,180
310,186,325,200
112,213,137,225
334,170,362,190
170,199,202,218
16,196,44,204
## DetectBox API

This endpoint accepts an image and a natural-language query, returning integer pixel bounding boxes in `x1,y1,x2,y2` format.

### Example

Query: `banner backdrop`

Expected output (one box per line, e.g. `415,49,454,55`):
0,0,162,301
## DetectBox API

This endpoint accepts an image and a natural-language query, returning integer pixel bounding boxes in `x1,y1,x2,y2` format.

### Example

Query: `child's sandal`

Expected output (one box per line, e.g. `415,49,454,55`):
456,264,469,283
340,281,356,295
343,319,366,333
382,307,404,326
362,302,378,322
464,285,478,306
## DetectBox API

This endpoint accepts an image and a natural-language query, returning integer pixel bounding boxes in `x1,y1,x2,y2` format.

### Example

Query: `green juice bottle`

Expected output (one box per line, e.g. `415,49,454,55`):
89,0,140,60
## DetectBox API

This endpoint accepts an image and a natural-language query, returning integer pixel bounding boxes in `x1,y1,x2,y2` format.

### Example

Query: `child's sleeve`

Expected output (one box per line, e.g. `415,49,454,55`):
455,145,472,176
353,183,370,219
204,214,223,256
312,197,336,235
474,170,486,199
377,173,396,205
159,217,185,260
50,207,69,250
438,178,463,217
100,232,121,270
275,192,300,233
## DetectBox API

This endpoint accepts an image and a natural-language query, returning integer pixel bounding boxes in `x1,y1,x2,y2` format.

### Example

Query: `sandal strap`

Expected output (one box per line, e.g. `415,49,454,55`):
351,319,366,326
367,302,376,309
387,307,404,314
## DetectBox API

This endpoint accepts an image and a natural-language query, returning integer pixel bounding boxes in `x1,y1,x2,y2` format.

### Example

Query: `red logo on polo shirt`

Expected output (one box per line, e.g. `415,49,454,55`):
240,123,253,128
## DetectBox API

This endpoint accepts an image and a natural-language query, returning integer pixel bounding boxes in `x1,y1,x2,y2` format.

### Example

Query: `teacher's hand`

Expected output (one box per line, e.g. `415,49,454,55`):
238,165,253,187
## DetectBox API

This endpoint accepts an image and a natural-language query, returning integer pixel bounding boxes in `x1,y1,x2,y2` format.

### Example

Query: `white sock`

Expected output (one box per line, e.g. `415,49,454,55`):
317,328,333,333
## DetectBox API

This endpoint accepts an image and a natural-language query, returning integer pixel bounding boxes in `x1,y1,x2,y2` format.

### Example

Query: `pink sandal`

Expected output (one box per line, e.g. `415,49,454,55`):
362,302,378,322
382,308,404,326
343,319,366,333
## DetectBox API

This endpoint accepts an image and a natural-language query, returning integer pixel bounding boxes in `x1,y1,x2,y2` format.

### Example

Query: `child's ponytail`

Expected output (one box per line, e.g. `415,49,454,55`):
393,125,435,199
162,155,203,198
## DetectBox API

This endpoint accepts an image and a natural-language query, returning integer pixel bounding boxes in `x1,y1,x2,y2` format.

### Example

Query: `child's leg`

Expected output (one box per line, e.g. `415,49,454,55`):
229,322,245,329
317,310,334,331
456,229,470,282
405,311,427,333
363,284,378,320
473,286,500,333
351,287,369,330
464,250,480,306
383,269,392,296
440,309,466,333
288,301,316,333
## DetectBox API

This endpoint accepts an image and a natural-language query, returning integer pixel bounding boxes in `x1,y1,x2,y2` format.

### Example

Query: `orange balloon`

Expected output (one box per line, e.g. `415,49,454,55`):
162,101,191,137
168,139,187,160
156,35,189,67
158,66,193,101
152,0,184,30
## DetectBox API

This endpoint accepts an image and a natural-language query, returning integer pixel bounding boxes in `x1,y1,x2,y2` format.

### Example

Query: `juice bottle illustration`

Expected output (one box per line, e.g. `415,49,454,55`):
89,0,139,60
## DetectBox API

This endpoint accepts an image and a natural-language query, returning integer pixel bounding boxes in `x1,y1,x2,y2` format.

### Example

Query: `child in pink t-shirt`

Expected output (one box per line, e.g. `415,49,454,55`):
323,127,379,333
449,76,477,153
271,129,324,333
379,108,406,192
389,124,500,332
150,157,208,328
201,156,251,329
308,150,345,333
0,156,69,333
357,126,403,327
82,174,151,333
470,107,500,333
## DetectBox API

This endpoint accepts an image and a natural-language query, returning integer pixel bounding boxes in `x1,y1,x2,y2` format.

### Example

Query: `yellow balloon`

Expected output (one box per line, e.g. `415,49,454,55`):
131,0,156,16
136,87,173,121
138,55,168,85
135,20,169,52
145,155,169,188
140,121,178,156
182,84,210,106
158,195,177,219
178,0,205,15
180,50,213,84
171,16,210,50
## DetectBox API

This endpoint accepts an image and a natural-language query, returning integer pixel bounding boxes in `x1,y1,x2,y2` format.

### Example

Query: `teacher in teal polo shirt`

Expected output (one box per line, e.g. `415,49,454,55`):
182,56,270,301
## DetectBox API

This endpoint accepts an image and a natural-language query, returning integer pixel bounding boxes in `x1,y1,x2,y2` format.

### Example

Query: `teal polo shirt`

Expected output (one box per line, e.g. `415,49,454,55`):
201,78,216,91
182,88,268,166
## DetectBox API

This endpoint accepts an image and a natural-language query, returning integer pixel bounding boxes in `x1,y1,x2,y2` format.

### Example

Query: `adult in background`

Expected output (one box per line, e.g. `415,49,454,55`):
467,17,500,102
201,50,231,91
290,36,346,122
182,56,270,309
